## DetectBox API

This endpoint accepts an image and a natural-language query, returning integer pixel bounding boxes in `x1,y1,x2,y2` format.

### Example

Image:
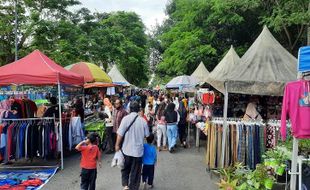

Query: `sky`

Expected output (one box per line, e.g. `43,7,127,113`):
75,0,169,31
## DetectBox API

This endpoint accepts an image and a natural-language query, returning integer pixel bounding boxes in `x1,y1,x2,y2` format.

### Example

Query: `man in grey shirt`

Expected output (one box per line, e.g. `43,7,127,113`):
115,101,150,190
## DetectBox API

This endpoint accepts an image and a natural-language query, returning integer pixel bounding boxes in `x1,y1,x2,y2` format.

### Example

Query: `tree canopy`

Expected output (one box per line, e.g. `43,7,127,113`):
153,0,309,84
0,1,149,86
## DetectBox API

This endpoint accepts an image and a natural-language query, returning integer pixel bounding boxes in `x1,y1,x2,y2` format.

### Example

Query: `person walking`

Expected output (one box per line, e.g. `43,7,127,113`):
115,101,150,190
156,97,167,151
75,133,102,190
142,134,157,189
112,99,128,148
165,103,179,153
103,98,114,154
178,101,188,148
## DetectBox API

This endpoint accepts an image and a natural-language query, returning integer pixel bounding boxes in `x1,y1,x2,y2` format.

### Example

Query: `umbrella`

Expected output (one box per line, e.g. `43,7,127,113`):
66,62,112,83
166,75,198,89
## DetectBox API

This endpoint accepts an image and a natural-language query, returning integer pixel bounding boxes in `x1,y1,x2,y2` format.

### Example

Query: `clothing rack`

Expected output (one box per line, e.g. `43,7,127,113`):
0,117,63,170
1,117,55,121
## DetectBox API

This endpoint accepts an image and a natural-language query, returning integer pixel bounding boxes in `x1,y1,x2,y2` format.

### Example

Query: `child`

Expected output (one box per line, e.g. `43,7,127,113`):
76,133,102,190
142,134,157,189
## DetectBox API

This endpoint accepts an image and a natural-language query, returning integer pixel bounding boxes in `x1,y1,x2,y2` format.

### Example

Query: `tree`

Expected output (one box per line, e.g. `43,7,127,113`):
154,0,309,81
0,0,80,65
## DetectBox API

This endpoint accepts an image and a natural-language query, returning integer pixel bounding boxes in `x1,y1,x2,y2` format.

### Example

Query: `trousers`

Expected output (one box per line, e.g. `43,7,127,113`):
121,155,142,190
80,168,97,190
157,124,167,147
104,127,114,151
167,124,178,150
178,123,187,143
142,165,155,185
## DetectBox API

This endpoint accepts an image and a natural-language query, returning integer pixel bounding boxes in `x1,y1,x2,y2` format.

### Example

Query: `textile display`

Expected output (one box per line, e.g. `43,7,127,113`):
0,99,38,121
0,120,57,163
281,80,310,140
205,120,281,169
0,168,57,190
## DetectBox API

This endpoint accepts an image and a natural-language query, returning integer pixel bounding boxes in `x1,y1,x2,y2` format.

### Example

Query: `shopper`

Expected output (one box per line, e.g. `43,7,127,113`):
165,103,179,153
115,101,150,190
43,97,60,118
178,101,188,148
142,134,157,189
103,97,114,154
112,99,128,147
156,97,167,151
75,133,102,190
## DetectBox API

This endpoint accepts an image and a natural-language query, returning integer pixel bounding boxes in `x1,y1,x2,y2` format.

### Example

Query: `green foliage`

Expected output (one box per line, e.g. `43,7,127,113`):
154,0,309,80
0,1,149,87
218,163,275,190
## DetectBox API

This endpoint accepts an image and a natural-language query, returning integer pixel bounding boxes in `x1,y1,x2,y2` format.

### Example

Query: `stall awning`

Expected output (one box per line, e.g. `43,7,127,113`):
0,50,84,86
191,61,210,84
226,26,297,96
66,62,112,83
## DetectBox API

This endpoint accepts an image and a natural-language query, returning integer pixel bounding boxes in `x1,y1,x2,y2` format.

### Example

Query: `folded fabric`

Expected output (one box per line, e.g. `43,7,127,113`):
0,184,11,189
21,179,42,186
9,185,26,190
0,179,18,186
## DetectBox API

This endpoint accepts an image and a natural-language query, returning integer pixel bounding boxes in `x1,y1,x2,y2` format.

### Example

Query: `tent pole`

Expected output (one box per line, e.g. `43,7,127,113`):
58,82,64,170
221,82,229,168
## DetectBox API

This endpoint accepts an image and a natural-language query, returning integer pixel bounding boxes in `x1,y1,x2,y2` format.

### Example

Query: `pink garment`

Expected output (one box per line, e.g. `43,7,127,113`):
281,80,310,140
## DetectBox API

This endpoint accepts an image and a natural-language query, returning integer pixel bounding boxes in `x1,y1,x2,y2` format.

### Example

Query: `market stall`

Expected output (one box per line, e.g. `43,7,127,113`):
0,50,84,170
205,26,297,169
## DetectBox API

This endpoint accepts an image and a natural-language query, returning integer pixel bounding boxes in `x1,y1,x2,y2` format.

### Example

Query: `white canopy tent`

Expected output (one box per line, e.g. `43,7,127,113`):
108,65,131,86
207,46,241,93
165,75,199,90
191,61,210,84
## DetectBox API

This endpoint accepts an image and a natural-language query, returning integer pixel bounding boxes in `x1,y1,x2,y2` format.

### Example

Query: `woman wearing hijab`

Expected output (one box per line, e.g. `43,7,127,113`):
104,97,114,154
164,103,179,153
243,102,262,121
178,101,187,148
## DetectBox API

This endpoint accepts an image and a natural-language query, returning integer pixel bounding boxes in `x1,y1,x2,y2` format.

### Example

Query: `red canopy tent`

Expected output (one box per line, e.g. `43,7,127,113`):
0,50,84,170
0,50,84,85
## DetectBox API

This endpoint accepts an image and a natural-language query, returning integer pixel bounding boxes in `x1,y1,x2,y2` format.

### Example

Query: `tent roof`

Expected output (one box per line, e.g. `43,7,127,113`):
0,50,84,86
66,62,112,83
166,75,198,89
207,46,241,93
226,26,297,96
191,61,210,83
108,65,131,86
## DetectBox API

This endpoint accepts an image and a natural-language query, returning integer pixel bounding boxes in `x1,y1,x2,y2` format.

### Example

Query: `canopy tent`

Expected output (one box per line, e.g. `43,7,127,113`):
165,75,198,89
0,50,84,170
66,62,114,87
218,26,297,169
108,65,131,86
191,61,210,84
207,46,241,93
0,50,84,86
226,26,297,96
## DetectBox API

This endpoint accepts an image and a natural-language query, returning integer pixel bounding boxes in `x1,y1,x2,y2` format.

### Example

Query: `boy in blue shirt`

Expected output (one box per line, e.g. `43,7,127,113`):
142,134,157,189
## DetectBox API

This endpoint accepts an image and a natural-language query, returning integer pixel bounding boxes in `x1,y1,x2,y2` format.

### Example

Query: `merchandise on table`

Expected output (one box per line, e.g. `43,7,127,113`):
0,168,57,190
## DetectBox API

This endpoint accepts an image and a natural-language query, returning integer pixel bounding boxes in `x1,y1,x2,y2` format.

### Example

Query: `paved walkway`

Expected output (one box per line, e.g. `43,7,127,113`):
44,147,217,190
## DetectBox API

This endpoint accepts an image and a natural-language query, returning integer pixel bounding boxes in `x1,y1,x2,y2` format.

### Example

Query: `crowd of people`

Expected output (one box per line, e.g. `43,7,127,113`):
76,90,192,190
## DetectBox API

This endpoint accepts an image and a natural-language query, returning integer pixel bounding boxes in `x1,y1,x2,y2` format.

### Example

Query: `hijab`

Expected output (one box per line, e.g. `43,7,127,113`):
243,102,262,121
